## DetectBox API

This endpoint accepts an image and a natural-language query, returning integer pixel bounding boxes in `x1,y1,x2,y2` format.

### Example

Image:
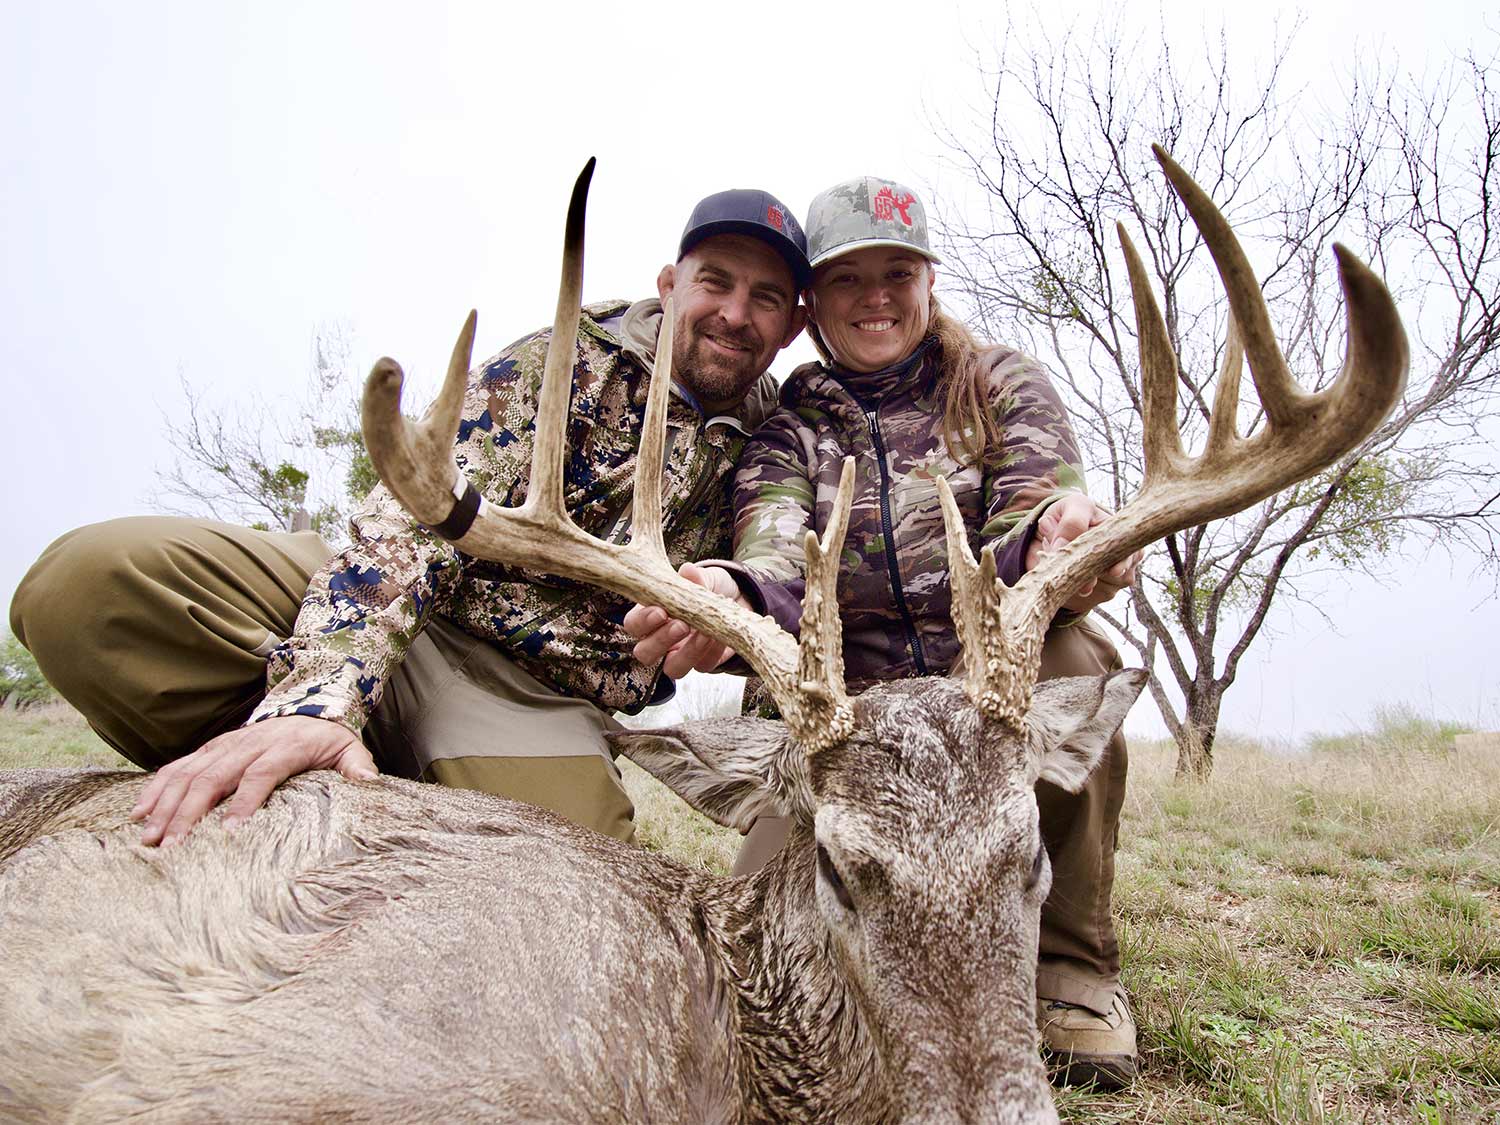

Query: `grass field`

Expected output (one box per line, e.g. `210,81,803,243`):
3,703,1497,1122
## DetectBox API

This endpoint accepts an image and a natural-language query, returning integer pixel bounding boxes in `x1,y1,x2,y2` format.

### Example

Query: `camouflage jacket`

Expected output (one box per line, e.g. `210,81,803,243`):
726,338,1085,682
250,298,777,732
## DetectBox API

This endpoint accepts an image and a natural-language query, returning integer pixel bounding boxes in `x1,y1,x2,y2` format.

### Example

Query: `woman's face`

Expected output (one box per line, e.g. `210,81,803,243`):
807,247,935,373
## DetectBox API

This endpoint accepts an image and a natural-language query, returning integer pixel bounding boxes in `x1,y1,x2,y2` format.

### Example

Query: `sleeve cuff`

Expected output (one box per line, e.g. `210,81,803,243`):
699,560,804,638
994,520,1039,588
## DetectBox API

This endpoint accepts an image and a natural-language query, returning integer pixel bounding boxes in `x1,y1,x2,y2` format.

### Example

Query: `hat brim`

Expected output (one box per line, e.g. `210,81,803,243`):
809,237,942,270
680,220,813,288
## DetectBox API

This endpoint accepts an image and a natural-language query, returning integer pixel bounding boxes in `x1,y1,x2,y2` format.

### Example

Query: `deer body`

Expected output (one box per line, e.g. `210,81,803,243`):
1,675,1112,1123
2,768,745,1122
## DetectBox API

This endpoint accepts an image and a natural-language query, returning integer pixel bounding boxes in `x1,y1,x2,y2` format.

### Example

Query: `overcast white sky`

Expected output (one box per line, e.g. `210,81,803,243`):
3,0,1496,742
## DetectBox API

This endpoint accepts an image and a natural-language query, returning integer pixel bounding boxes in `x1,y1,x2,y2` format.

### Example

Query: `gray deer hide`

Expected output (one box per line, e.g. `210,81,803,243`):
0,672,1142,1123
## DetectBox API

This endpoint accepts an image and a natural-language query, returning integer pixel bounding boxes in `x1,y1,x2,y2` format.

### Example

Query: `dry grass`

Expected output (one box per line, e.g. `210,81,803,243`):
4,701,1497,1120
620,757,741,872
1101,726,1500,1122
0,702,134,771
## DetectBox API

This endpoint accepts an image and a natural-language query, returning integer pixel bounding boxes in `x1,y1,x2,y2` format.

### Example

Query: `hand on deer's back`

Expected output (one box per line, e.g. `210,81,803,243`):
130,714,377,846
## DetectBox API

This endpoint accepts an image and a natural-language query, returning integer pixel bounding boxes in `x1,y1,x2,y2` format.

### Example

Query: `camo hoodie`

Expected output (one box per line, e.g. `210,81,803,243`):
249,299,777,732
723,338,1085,682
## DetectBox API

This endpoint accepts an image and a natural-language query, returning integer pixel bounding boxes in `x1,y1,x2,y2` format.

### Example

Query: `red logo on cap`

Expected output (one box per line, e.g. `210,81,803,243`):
766,205,785,232
873,186,915,226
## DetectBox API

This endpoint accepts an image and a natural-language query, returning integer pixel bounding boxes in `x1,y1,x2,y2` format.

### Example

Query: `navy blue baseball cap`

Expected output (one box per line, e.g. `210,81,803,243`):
678,189,812,289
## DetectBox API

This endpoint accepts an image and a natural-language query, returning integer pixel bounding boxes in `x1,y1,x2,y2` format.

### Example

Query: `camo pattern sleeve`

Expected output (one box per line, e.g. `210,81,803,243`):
719,407,816,636
248,304,627,732
242,316,560,734
973,346,1088,587
247,483,464,732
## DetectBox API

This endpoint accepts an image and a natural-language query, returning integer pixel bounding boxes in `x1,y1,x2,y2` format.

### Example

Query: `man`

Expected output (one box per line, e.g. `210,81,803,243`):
10,187,810,847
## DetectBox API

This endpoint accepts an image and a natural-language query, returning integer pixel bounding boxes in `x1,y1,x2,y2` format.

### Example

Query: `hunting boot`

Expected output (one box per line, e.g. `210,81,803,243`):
1037,990,1137,1089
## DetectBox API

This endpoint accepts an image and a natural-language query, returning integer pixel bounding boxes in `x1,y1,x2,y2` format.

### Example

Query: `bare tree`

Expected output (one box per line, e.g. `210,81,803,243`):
935,20,1499,776
154,322,381,543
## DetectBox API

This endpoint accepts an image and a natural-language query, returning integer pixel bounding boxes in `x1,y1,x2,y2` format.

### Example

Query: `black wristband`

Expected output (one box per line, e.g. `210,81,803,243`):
427,480,482,541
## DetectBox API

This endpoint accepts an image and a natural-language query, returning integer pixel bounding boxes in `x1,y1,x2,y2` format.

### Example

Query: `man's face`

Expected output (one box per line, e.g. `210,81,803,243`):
657,234,805,412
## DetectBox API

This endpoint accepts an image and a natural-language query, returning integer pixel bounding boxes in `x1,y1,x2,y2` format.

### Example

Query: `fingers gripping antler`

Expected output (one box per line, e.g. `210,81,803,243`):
942,146,1410,727
362,160,855,753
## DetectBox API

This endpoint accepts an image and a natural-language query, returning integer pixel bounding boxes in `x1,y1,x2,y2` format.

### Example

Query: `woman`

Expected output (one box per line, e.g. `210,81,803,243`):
626,176,1139,1088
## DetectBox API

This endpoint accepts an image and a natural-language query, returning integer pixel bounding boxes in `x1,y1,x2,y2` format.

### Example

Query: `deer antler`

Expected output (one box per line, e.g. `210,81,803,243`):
940,145,1410,727
361,160,855,752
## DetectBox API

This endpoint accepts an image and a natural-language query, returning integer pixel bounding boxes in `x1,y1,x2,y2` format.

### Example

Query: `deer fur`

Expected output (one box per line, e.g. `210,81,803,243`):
0,672,1143,1124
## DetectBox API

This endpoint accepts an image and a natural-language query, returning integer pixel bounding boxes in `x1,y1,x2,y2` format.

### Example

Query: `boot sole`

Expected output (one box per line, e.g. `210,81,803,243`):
1046,1053,1137,1091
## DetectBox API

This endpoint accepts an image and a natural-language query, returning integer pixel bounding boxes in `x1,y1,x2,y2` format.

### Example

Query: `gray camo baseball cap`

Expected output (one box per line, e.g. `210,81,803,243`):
805,175,941,270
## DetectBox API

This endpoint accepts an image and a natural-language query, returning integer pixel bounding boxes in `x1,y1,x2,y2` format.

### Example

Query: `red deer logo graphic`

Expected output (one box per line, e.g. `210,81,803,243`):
873,186,914,226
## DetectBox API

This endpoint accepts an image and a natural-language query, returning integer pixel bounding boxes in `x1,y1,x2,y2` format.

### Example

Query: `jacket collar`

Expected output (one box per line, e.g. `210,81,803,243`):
823,335,940,404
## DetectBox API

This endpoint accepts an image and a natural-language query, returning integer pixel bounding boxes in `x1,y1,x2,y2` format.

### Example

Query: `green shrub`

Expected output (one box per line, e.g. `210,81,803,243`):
0,631,56,708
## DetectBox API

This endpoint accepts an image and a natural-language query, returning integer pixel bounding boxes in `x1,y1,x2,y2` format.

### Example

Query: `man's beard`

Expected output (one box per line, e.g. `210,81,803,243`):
671,315,764,409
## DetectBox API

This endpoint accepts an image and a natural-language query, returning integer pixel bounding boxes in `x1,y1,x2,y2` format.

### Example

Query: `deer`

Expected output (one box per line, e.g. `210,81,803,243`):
0,151,1407,1124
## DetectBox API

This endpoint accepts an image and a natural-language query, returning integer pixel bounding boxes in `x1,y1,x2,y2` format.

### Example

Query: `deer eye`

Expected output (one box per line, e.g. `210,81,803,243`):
817,844,855,912
1026,844,1047,891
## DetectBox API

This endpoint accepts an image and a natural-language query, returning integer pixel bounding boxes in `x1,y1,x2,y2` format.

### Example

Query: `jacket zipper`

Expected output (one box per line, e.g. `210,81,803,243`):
862,404,929,675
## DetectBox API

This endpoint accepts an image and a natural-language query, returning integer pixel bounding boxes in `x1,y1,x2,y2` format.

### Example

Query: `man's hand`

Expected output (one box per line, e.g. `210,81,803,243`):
130,715,377,846
1024,494,1142,614
623,563,746,680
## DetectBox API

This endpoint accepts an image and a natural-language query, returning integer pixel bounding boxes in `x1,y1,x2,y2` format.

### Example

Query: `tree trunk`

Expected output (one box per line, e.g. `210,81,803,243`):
1173,687,1223,780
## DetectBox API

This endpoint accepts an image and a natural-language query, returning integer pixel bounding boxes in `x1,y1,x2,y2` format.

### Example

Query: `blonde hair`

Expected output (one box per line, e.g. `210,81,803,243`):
807,288,1001,467
929,296,1003,467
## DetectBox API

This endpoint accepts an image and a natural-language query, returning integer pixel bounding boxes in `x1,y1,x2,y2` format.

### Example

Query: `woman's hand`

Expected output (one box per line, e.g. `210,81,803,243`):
1024,494,1142,614
623,563,747,679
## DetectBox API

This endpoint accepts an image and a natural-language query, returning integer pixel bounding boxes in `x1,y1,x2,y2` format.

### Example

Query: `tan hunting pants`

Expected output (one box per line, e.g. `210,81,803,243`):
9,516,635,842
730,617,1127,1016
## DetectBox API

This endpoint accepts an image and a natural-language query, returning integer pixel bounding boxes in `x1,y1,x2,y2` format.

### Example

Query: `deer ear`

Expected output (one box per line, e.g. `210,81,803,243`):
1025,670,1147,792
607,718,807,831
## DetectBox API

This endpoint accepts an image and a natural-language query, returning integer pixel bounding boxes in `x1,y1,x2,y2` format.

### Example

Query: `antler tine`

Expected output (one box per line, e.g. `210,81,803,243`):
1117,223,1186,483
1205,312,1245,454
361,312,478,534
796,458,857,751
1324,243,1411,442
1152,145,1305,431
361,159,856,753
628,298,674,560
527,158,595,521
935,475,1038,725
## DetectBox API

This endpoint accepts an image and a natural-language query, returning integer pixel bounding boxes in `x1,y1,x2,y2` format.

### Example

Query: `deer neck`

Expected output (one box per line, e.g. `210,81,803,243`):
698,824,890,1121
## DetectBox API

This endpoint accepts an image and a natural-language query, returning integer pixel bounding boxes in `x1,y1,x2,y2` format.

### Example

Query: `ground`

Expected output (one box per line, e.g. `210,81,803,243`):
3,703,1497,1123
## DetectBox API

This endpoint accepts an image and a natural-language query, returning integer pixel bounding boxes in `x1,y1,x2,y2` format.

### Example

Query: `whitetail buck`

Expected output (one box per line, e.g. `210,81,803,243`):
0,152,1406,1123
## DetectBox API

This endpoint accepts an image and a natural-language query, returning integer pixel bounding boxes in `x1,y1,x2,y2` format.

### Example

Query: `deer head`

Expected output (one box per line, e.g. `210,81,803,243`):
360,155,1406,1119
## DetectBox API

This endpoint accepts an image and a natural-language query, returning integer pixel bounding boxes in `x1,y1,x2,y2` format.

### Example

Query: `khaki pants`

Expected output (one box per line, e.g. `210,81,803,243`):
731,618,1127,1015
9,517,634,842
